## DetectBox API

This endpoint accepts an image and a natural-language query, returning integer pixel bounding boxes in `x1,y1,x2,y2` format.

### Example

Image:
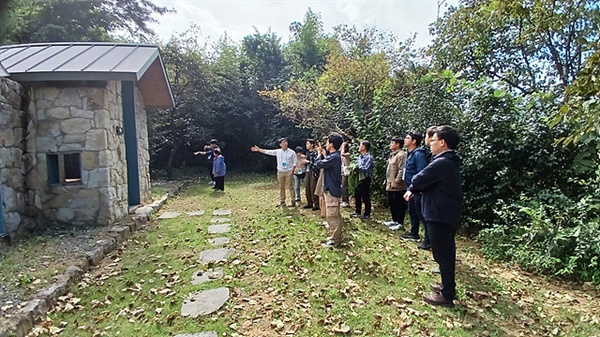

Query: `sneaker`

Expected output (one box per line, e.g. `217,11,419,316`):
208,181,215,185
321,221,329,228
303,204,313,209
430,283,443,292
431,266,441,274
418,243,431,250
423,292,454,308
401,233,420,241
383,220,397,227
350,212,360,218
340,202,350,207
389,224,403,231
295,199,301,202
321,240,338,248
361,215,370,220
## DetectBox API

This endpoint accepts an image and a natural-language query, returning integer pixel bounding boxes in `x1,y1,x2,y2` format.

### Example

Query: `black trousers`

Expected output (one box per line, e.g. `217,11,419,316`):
428,221,457,300
214,176,225,191
409,193,429,242
354,176,371,216
387,190,407,224
207,164,215,182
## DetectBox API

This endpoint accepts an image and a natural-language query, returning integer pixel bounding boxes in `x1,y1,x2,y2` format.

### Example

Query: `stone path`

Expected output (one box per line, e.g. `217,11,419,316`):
186,210,206,216
157,211,181,219
207,224,231,234
174,333,218,337
199,248,235,264
210,217,230,223
212,209,232,216
208,237,229,246
175,209,237,335
192,268,224,285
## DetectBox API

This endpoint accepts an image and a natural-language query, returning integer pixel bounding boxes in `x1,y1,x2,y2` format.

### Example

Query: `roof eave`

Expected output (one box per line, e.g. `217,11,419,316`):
0,62,8,77
8,71,138,82
137,55,175,108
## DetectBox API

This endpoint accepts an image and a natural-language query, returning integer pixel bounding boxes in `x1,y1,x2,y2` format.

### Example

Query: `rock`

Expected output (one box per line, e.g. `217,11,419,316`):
209,217,230,223
186,210,205,216
191,268,224,285
207,224,231,234
198,248,235,264
173,332,217,337
208,237,229,246
157,211,181,219
181,288,229,317
212,209,232,216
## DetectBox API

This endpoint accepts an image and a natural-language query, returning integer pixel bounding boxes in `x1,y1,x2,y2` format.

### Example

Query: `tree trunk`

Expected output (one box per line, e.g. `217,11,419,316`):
166,143,180,179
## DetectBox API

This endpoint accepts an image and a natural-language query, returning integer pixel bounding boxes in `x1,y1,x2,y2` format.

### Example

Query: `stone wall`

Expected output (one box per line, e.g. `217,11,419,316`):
135,86,152,204
28,81,128,226
0,78,36,238
0,78,154,238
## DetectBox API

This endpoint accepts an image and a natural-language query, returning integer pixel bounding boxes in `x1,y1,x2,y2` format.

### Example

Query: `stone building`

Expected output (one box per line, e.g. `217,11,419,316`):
0,43,174,240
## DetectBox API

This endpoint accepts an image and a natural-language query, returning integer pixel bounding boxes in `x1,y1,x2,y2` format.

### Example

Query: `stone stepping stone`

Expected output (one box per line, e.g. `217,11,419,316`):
174,333,217,337
181,287,229,317
192,268,224,285
212,209,232,216
208,224,231,234
208,237,230,246
157,211,181,219
210,217,230,223
199,248,235,264
186,210,205,216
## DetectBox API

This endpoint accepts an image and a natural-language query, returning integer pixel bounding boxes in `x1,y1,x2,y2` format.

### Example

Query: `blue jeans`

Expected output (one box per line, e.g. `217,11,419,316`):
294,175,305,201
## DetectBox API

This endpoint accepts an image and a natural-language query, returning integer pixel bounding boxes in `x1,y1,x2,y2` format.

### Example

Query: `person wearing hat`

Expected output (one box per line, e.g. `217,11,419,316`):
194,139,220,186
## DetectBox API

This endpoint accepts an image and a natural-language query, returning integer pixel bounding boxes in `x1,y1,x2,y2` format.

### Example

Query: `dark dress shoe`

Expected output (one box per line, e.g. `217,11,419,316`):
423,292,454,308
430,283,443,292
303,204,313,209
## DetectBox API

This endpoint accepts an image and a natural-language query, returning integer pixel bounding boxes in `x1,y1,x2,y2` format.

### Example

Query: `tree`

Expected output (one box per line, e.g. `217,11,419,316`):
286,9,332,79
148,28,214,178
429,0,600,94
0,0,169,44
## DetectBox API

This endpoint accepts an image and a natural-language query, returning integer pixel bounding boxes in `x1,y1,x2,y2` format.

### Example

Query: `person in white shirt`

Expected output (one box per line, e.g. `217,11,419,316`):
251,138,298,206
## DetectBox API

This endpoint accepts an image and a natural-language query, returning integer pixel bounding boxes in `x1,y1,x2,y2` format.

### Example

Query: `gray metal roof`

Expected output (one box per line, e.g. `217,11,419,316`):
0,42,174,107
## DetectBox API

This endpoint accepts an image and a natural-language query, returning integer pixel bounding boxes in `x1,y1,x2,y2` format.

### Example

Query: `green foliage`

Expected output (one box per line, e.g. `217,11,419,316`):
479,190,600,284
450,78,583,226
429,0,600,92
551,49,600,146
0,0,169,44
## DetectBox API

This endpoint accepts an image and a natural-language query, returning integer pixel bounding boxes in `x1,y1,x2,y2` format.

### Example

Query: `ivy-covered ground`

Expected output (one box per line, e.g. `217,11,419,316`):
2,173,599,336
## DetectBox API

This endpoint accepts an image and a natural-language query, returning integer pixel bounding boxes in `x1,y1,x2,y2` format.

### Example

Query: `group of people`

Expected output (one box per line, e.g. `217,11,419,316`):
252,126,463,308
194,139,226,192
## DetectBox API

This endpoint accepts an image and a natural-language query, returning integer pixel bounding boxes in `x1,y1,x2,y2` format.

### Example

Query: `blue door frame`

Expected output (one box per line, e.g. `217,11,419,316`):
122,81,141,206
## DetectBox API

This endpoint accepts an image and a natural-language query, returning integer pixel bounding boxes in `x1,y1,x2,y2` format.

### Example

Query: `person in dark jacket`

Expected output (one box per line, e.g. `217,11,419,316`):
315,132,343,247
404,125,463,308
401,131,429,245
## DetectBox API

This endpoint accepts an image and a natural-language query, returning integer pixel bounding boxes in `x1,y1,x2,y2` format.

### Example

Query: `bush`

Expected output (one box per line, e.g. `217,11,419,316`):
478,189,600,284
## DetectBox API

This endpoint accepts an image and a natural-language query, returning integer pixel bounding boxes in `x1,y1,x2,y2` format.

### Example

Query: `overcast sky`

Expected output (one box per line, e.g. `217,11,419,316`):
149,0,460,48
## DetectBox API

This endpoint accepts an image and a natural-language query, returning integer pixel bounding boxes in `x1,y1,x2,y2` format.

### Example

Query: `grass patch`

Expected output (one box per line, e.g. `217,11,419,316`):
16,173,600,336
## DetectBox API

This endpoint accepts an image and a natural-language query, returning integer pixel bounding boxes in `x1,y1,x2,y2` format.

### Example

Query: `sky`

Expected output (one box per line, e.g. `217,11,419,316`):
149,0,461,48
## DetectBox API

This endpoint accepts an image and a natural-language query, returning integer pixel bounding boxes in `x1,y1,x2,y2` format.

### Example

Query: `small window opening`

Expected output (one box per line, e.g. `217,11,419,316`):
47,153,82,185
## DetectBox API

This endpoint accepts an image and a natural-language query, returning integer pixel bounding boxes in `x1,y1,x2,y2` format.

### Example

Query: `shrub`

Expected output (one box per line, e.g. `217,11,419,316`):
478,189,600,284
